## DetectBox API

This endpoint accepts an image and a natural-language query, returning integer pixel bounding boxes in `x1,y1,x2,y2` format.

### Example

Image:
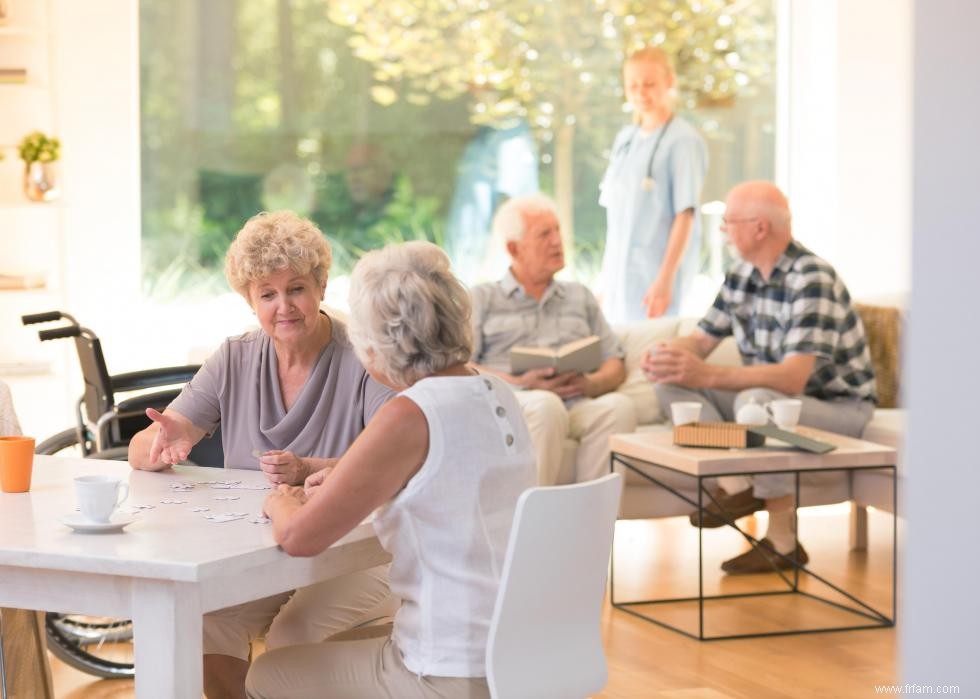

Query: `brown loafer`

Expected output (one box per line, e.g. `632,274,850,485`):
689,488,765,528
721,538,810,575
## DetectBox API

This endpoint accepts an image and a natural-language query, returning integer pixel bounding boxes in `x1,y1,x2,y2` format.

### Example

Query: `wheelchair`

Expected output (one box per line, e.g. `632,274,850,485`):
22,311,224,679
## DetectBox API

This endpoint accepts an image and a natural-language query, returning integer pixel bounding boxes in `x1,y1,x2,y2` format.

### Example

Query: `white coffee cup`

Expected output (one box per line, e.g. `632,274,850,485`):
670,401,702,426
766,399,803,431
75,475,130,523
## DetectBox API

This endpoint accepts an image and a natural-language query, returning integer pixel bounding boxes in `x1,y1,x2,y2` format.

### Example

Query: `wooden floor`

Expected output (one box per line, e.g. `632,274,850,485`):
49,506,898,698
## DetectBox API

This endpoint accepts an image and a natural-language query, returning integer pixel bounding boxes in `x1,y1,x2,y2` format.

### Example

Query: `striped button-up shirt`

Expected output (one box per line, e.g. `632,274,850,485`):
698,240,877,403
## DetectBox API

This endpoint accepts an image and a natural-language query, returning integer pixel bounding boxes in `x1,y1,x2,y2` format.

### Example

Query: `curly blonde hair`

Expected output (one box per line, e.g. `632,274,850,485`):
348,241,473,387
224,211,332,300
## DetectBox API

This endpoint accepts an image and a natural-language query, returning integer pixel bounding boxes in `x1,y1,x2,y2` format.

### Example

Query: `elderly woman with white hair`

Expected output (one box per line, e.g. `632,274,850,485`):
246,241,536,699
128,210,395,698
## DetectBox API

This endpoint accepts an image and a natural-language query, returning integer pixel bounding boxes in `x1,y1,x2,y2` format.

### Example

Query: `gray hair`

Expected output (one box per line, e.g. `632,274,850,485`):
491,194,560,243
347,241,473,387
224,210,332,300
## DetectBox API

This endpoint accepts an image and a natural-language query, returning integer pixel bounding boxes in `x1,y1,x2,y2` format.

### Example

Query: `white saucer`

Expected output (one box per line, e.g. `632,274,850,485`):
60,513,136,533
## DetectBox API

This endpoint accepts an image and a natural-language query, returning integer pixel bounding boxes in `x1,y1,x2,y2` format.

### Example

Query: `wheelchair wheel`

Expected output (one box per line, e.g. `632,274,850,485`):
35,428,87,458
45,613,134,679
42,447,137,678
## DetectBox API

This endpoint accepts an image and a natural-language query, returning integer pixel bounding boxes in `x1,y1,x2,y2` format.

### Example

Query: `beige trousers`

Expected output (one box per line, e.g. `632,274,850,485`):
516,389,637,485
203,563,392,660
245,624,490,699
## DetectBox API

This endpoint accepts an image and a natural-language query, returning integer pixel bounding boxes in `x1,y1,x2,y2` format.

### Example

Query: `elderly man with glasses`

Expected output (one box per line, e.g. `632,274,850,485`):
642,181,877,575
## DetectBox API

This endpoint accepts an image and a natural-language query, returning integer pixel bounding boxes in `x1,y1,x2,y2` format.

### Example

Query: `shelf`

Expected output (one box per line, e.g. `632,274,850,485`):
0,27,36,38
0,361,51,377
0,286,58,296
0,81,47,91
0,201,62,211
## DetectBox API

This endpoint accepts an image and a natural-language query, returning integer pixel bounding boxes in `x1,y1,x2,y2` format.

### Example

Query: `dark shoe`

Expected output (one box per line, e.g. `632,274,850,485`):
689,488,765,528
721,538,810,575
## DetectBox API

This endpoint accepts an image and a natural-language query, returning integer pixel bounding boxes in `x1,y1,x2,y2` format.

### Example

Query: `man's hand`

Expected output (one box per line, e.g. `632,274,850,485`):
551,372,597,400
642,344,715,387
515,367,563,391
146,408,196,466
257,450,309,486
642,276,673,318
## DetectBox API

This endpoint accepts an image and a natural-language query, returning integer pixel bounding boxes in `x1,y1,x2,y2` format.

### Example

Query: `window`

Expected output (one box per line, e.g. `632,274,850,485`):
141,0,777,312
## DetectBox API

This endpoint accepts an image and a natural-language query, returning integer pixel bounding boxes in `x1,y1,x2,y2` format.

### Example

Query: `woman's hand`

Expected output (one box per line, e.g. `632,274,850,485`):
303,460,337,496
262,484,307,519
257,450,309,486
146,408,197,466
642,276,673,318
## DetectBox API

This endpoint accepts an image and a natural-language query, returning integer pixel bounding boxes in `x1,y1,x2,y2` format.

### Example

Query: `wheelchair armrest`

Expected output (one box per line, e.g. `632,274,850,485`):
109,365,201,392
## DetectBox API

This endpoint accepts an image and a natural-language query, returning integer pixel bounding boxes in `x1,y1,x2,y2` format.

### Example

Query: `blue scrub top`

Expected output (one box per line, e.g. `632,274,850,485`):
599,116,708,323
445,121,539,284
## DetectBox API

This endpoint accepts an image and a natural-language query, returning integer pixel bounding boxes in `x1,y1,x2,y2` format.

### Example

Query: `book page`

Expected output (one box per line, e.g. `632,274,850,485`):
555,336,601,374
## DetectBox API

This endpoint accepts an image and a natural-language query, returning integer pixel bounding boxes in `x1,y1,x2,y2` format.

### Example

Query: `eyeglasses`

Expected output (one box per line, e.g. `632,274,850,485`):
721,216,758,226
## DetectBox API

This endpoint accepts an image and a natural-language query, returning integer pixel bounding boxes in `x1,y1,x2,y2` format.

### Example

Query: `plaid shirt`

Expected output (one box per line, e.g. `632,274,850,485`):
698,240,877,403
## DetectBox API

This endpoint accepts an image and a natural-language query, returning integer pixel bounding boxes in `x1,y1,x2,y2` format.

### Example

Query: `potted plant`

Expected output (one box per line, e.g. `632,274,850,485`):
18,130,61,202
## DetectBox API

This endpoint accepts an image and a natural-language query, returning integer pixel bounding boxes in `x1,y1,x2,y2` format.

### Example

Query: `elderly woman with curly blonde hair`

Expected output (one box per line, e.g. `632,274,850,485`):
128,210,394,699
246,241,536,699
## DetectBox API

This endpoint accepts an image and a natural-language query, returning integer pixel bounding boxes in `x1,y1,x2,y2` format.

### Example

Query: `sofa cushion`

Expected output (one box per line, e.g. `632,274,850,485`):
860,408,904,454
614,318,744,425
854,303,902,409
614,317,680,424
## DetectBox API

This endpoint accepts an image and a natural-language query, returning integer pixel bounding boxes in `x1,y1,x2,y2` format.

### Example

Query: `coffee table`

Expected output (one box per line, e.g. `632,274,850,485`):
609,426,897,640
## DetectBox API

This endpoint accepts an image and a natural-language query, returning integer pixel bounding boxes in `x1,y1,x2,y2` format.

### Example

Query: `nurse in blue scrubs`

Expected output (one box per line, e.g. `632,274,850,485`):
599,47,708,323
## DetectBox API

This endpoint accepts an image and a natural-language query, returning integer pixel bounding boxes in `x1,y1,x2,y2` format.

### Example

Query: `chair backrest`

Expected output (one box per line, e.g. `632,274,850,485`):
486,473,623,699
73,333,114,423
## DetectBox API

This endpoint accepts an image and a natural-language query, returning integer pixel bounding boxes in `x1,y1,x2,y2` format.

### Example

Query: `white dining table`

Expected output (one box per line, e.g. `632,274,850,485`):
0,455,389,698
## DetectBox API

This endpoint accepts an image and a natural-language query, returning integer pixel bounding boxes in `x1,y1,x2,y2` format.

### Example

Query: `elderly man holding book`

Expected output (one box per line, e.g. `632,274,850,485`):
469,194,636,485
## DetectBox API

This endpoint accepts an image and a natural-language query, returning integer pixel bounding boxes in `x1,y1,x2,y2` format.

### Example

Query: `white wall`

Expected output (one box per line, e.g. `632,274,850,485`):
902,0,980,692
781,0,838,260
48,0,253,380
50,0,142,365
784,0,911,299
835,0,911,299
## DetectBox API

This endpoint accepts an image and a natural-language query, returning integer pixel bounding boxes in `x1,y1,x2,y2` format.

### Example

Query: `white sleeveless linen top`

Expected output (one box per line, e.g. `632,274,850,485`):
372,373,535,677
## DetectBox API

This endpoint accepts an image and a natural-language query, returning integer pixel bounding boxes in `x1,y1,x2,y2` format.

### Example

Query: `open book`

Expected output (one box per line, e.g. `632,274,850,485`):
510,335,602,375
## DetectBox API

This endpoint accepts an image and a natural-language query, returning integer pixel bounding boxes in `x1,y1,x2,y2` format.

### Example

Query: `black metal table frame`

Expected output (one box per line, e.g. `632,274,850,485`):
609,452,897,640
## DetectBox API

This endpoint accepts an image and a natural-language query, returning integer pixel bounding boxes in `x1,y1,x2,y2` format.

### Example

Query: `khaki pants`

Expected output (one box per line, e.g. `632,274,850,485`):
203,563,392,660
516,389,636,485
245,624,490,699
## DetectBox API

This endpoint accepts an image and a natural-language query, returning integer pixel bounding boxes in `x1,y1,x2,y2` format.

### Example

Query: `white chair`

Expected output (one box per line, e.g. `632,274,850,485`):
486,473,623,699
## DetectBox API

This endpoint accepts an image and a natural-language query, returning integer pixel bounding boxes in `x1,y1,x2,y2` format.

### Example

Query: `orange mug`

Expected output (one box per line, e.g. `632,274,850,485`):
0,436,36,493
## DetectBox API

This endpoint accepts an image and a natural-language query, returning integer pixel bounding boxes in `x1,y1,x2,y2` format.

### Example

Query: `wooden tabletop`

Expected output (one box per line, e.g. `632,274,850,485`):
610,426,897,477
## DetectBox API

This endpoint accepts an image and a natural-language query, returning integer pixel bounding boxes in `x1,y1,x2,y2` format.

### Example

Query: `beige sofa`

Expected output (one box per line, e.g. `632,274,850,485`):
557,305,903,548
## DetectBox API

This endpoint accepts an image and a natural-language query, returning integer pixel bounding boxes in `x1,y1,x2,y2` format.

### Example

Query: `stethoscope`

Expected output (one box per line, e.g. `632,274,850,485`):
611,115,674,191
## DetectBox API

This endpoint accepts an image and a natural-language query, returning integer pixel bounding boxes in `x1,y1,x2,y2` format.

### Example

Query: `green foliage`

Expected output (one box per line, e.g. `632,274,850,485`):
138,0,775,302
141,195,229,301
18,131,61,164
312,172,445,276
